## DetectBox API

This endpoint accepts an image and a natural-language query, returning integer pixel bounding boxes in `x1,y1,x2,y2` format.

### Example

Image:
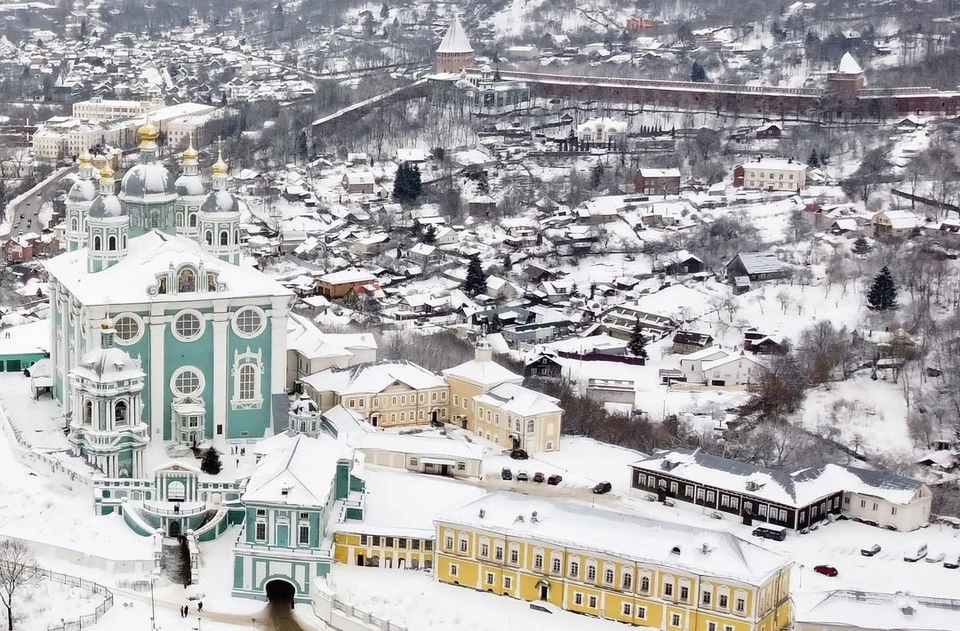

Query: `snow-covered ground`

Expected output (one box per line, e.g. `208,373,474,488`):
8,577,106,631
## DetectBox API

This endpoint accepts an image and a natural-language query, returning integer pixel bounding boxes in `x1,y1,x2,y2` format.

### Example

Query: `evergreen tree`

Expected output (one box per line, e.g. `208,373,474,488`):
852,235,872,255
200,447,222,474
628,319,648,359
380,2,389,18
393,162,422,203
590,162,605,188
691,61,707,82
422,223,437,244
295,131,309,162
464,255,487,296
808,149,820,169
867,265,898,311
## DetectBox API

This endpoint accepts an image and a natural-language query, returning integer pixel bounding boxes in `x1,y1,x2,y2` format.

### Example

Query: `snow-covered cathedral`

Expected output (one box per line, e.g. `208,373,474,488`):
45,119,293,479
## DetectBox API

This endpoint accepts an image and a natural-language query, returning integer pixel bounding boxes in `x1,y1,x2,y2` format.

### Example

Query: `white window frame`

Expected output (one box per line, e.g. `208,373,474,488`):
112,312,144,345
171,309,205,342
231,348,264,410
170,367,205,397
232,306,267,338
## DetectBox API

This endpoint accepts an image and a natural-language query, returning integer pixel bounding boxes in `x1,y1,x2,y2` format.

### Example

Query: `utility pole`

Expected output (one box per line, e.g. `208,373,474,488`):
150,576,156,631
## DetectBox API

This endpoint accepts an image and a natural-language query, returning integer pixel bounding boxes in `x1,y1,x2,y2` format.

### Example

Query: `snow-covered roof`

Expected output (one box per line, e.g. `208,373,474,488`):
729,252,784,275
44,230,293,305
701,351,766,372
319,268,377,286
742,159,807,172
442,357,522,389
243,433,353,507
638,168,681,178
352,432,484,460
437,15,473,54
837,52,863,74
438,491,790,585
633,449,926,508
475,382,562,418
795,590,960,631
287,313,354,361
321,404,372,440
302,361,446,396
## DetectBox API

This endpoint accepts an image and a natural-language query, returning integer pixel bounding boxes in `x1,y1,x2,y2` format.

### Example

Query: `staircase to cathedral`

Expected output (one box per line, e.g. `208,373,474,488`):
161,537,192,586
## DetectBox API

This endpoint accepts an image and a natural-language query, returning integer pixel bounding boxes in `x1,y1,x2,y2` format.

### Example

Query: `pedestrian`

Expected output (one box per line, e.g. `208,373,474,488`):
198,602,203,612
180,605,185,618
185,604,189,616
241,447,245,456
236,458,239,467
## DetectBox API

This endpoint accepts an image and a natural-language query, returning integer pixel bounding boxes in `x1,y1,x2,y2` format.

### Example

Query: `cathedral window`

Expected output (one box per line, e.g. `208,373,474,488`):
108,236,117,251
238,365,256,401
220,230,229,246
205,231,213,245
71,218,78,231
176,213,183,228
178,269,197,293
158,277,168,294
122,235,126,249
172,368,203,397
115,401,128,427
114,316,140,343
93,235,101,250
233,307,265,338
207,274,218,292
189,213,197,227
173,311,203,341
83,400,93,425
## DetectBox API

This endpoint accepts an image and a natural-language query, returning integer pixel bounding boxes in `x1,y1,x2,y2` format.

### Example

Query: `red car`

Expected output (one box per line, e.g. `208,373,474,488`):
533,472,545,483
813,565,838,577
547,474,563,486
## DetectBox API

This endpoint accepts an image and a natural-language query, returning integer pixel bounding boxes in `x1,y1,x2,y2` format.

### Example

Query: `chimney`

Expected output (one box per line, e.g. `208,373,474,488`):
475,340,493,362
479,509,485,519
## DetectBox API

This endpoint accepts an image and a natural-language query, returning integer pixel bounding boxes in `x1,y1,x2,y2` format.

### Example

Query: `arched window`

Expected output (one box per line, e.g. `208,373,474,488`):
83,400,93,425
220,230,228,245
526,419,535,434
605,568,614,584
204,231,212,245
234,229,239,243
178,269,196,293
93,235,101,250
552,557,561,573
587,563,597,581
115,401,128,426
238,365,256,401
70,217,78,231
207,274,217,292
108,235,116,251
121,235,126,249
189,213,197,227
176,213,183,227
534,553,543,570
569,560,579,577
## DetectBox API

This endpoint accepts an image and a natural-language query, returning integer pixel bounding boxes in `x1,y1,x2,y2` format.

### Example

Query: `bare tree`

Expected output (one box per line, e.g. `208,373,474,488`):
0,540,38,631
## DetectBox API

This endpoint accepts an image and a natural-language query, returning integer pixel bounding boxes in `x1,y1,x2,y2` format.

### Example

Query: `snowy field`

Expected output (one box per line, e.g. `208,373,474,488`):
7,577,106,631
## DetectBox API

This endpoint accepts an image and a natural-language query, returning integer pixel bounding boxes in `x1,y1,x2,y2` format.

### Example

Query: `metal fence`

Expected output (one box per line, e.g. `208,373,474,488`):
33,566,115,631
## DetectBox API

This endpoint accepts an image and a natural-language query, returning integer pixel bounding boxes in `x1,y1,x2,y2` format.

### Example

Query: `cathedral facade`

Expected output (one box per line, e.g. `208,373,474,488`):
46,120,293,478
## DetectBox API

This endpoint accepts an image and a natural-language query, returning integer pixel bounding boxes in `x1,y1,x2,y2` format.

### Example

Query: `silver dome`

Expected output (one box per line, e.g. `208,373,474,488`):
87,194,125,218
120,163,176,199
67,179,98,203
200,190,239,215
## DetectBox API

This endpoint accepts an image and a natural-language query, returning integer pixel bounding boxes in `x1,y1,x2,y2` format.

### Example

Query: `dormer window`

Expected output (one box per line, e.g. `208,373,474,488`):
158,277,168,294
207,273,218,292
178,268,196,293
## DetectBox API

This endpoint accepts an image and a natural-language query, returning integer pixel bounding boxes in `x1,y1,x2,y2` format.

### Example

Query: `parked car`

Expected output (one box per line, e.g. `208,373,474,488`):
509,449,529,460
533,472,545,483
813,565,838,577
592,481,612,494
501,468,512,481
944,555,960,570
904,544,928,562
860,544,881,557
517,471,529,482
925,551,946,564
751,525,787,541
547,474,562,486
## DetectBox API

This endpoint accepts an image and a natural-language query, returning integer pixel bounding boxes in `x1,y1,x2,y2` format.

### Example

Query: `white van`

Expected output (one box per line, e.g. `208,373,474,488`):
904,544,927,562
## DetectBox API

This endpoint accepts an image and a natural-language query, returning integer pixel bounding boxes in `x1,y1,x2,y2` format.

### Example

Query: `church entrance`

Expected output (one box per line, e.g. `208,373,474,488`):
168,520,181,537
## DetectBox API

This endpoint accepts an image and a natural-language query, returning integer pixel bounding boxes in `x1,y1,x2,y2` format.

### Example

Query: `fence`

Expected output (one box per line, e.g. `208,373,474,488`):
556,350,646,366
0,563,114,631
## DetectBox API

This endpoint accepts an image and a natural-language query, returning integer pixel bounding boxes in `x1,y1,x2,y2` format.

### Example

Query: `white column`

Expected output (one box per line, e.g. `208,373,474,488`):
149,317,166,440
270,297,289,397
212,308,229,439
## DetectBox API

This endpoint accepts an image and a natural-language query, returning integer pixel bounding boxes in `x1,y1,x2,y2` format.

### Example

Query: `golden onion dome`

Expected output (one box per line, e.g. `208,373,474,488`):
92,153,107,171
211,149,228,176
99,162,115,179
101,317,114,330
79,147,93,164
137,117,159,143
182,143,199,164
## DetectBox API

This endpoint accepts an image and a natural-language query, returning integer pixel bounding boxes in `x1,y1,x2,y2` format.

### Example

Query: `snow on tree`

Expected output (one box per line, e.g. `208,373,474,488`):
464,255,487,296
867,265,898,311
201,447,222,475
808,149,820,169
628,319,648,359
0,540,38,631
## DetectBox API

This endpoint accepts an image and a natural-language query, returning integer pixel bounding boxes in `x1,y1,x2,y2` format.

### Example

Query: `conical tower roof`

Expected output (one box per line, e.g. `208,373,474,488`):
837,52,862,75
437,14,473,54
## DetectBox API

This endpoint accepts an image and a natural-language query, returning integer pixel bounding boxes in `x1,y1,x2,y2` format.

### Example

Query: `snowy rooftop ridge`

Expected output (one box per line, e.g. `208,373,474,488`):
437,15,473,54
796,590,960,631
633,448,925,507
438,491,790,585
243,433,352,507
837,52,863,75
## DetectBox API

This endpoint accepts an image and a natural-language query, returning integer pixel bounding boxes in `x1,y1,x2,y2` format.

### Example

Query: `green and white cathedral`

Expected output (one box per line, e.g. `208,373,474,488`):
46,120,293,479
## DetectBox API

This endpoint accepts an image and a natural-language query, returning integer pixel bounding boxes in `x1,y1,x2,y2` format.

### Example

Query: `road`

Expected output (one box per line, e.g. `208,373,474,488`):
6,167,76,238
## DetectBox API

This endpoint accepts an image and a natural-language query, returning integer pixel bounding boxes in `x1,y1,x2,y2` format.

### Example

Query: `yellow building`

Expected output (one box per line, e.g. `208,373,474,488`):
443,343,561,453
435,492,792,631
300,361,449,429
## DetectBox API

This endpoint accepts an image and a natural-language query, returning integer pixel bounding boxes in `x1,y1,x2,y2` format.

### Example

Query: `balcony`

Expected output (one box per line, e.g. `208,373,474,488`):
143,500,207,518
